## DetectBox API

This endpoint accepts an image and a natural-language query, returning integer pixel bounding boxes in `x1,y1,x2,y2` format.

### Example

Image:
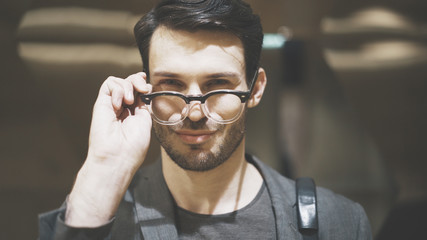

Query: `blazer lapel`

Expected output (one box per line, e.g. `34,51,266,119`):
247,154,302,240
132,160,179,240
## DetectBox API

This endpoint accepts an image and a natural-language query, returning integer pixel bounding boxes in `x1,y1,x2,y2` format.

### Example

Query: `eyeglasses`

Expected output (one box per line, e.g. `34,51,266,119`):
140,71,258,125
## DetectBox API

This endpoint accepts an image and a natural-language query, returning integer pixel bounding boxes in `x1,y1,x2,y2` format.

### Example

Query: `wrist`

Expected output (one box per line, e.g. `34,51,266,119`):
65,159,136,227
86,147,145,172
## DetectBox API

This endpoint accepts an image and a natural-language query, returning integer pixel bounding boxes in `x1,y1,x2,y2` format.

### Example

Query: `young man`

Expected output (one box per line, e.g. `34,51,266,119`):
39,0,372,239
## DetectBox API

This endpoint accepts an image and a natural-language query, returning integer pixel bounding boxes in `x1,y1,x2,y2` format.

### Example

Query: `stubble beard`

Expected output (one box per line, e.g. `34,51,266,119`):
153,113,246,172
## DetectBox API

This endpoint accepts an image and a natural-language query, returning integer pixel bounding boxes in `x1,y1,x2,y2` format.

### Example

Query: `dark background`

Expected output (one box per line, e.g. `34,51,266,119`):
1,0,426,239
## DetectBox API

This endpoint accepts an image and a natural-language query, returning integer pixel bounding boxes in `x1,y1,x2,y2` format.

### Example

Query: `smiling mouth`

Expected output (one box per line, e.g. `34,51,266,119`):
176,131,215,144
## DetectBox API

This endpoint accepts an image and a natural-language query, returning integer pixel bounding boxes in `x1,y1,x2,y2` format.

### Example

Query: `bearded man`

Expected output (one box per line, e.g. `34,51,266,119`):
39,1,372,239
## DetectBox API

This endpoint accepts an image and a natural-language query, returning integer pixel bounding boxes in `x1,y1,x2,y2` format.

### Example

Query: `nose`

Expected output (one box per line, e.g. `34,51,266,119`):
187,101,206,122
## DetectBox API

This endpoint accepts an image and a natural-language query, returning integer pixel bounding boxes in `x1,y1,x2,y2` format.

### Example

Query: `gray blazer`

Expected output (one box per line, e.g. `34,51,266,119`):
39,154,372,240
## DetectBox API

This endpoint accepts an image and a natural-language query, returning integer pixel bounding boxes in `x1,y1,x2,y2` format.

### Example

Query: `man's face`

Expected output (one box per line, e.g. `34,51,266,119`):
148,26,249,171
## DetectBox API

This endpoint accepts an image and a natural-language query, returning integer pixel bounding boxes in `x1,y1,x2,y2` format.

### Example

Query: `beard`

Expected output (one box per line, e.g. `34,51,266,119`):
153,112,246,172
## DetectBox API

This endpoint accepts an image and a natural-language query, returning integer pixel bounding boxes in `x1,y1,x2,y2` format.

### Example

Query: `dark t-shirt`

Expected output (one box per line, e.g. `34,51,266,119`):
175,183,276,239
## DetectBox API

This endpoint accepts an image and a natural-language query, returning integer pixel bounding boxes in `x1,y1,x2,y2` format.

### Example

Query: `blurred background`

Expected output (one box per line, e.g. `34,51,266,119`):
1,0,426,239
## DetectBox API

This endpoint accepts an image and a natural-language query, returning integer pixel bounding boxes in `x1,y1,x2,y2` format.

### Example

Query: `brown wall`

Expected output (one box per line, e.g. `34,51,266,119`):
1,0,426,239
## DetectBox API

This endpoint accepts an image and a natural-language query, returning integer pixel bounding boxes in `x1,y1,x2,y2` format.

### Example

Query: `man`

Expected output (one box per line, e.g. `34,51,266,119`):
39,0,372,239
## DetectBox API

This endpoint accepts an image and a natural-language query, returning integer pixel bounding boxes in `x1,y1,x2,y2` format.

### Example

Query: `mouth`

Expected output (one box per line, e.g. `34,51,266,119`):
175,130,216,144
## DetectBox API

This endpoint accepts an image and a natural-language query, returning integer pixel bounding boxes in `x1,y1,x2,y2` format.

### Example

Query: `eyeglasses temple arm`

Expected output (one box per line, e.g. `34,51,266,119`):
248,70,259,95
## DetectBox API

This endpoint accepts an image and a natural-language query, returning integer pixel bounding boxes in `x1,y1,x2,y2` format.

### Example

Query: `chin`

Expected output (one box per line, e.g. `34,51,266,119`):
154,114,246,172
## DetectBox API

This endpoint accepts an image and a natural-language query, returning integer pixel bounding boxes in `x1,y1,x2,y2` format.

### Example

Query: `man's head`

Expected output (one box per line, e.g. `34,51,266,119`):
134,0,263,83
134,0,266,171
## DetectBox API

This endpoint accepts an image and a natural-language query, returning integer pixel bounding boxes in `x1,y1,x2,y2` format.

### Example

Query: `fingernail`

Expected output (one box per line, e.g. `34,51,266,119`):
137,72,146,78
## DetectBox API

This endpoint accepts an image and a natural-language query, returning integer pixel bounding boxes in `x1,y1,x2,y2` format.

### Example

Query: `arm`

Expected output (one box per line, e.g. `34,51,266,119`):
61,72,152,228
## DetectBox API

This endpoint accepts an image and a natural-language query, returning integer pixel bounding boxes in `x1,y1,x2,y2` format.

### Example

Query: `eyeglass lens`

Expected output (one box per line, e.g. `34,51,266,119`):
150,93,244,124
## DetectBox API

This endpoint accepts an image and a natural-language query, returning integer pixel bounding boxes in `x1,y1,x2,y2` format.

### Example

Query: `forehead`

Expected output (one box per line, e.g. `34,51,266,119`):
149,26,245,77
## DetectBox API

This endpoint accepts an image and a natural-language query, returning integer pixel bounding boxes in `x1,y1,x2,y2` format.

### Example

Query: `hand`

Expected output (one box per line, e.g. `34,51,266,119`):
87,72,152,170
65,72,153,227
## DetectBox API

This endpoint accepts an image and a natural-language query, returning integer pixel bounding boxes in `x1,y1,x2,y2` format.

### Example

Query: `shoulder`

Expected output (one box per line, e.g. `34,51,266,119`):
292,178,371,238
315,186,372,239
247,154,372,239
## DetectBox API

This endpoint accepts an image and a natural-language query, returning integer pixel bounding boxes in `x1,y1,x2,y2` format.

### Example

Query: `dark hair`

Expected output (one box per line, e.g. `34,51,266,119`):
134,0,263,84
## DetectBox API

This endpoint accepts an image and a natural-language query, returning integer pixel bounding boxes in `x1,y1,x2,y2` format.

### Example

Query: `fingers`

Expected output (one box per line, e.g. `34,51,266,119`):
100,72,151,112
127,72,152,94
106,79,127,111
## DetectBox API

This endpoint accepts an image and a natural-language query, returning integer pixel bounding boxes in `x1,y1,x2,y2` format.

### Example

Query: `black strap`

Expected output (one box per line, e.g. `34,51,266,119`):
296,177,319,240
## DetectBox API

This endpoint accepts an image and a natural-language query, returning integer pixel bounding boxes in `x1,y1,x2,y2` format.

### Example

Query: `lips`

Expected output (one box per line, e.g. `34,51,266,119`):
175,130,215,144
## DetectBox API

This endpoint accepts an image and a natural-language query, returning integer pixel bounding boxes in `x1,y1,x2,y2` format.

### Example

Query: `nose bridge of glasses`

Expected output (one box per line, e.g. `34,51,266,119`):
186,97,206,122
186,95,206,104
187,96,204,111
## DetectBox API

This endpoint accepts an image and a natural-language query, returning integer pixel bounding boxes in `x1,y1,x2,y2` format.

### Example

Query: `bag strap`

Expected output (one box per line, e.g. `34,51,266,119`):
296,177,319,240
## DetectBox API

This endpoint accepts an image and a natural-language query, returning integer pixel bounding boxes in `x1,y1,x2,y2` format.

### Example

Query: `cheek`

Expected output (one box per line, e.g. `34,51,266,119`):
217,118,245,141
153,122,172,142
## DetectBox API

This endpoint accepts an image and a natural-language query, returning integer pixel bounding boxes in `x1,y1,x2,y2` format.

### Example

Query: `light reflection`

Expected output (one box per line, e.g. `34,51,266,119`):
322,7,414,33
324,40,427,70
322,7,427,71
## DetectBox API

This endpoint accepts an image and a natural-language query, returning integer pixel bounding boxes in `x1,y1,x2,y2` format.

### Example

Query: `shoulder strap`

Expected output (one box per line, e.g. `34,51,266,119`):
296,177,319,240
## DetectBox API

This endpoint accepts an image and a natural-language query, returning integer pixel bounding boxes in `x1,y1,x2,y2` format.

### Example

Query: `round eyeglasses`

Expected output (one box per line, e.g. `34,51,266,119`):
140,72,258,125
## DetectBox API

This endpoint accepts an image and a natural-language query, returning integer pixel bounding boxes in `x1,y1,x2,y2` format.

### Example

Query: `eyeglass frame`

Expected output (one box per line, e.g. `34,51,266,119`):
140,70,259,125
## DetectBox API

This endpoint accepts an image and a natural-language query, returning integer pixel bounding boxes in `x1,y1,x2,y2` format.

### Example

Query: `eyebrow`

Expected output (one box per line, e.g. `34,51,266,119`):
205,72,240,79
151,71,240,79
151,71,181,78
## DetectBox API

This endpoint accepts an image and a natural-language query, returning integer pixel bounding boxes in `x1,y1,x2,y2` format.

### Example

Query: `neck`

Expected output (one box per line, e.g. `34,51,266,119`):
162,139,263,215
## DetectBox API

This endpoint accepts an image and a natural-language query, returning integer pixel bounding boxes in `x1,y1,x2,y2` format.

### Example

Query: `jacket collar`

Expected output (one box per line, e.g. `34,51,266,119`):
246,154,301,240
131,159,178,239
131,154,300,240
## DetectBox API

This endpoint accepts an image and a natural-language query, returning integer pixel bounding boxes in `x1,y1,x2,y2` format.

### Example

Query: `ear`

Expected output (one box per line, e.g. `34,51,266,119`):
247,68,267,108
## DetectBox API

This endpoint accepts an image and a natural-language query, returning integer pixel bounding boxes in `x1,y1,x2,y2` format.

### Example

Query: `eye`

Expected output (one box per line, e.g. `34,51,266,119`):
206,79,231,89
155,79,187,91
158,79,184,87
153,79,185,92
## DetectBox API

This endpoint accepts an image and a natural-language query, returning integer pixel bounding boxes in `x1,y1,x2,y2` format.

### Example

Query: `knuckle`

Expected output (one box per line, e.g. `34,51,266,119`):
115,86,125,94
124,80,134,90
106,76,118,82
